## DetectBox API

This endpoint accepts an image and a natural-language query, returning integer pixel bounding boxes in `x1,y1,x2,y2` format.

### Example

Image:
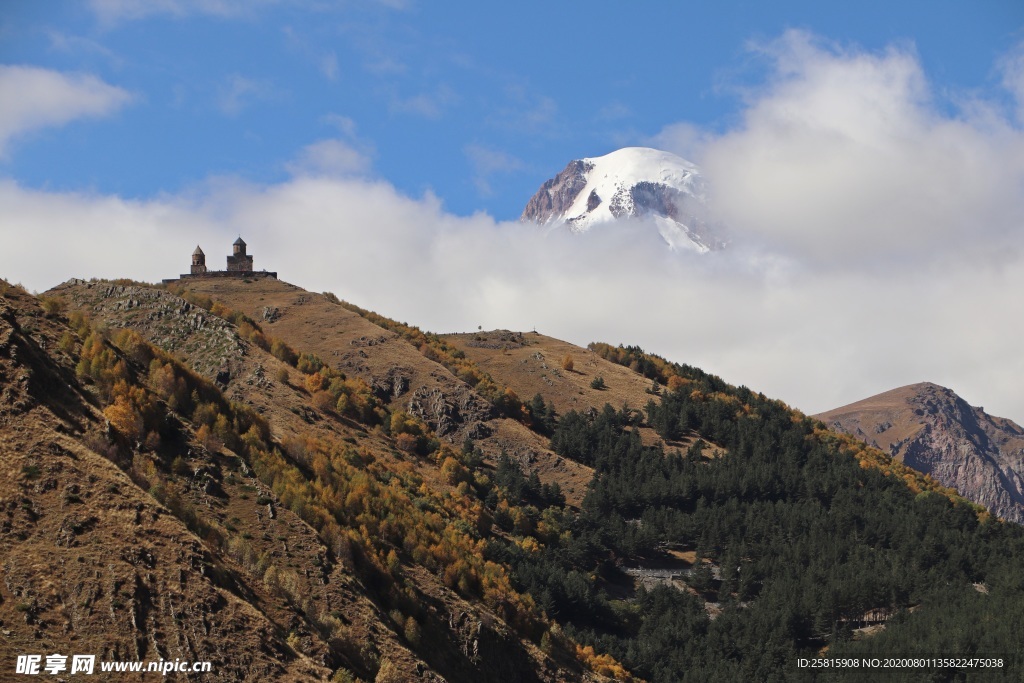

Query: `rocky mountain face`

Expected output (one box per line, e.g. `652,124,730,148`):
51,279,497,442
521,159,593,226
6,275,672,681
0,284,331,681
520,147,725,252
817,382,1024,523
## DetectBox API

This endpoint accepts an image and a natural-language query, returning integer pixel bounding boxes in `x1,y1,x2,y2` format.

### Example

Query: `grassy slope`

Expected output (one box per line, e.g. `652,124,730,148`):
0,284,331,681
42,278,609,682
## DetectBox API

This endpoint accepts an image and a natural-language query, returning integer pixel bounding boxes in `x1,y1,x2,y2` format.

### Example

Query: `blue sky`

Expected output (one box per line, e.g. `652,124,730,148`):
2,1,1022,218
3,1,1024,421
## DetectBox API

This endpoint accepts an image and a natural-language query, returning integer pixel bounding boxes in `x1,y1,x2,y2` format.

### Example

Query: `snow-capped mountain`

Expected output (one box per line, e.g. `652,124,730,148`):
520,147,724,252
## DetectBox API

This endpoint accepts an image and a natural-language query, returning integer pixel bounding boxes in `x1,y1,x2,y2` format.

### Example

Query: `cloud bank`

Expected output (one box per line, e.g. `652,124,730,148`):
3,33,1024,425
658,31,1024,268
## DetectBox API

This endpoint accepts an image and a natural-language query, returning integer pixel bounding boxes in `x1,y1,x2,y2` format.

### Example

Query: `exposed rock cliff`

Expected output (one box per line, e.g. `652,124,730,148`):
818,382,1024,523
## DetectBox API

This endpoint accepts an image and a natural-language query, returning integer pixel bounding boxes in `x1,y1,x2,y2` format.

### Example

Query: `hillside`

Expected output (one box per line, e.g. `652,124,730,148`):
0,284,329,681
150,277,648,508
11,275,1024,682
10,278,615,682
817,382,1024,523
440,331,708,453
496,347,1024,682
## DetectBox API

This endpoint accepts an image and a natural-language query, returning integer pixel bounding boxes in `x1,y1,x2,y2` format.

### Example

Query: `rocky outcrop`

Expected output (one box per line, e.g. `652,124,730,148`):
520,159,592,224
406,384,494,437
51,281,246,382
818,383,1024,523
614,180,680,219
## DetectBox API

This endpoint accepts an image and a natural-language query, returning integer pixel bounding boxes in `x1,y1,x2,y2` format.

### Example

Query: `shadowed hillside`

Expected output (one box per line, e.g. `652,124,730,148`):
0,283,330,681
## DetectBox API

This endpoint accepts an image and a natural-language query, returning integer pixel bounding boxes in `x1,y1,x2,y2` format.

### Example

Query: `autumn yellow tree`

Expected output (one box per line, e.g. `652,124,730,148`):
104,396,144,441
271,339,298,366
667,375,688,391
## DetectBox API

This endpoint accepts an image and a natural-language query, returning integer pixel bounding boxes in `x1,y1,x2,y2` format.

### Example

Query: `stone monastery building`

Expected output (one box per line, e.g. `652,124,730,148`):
165,237,277,283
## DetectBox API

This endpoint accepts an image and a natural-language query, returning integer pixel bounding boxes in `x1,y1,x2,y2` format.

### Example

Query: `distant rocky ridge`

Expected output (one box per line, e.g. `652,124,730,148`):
817,382,1024,523
521,159,593,226
520,147,725,252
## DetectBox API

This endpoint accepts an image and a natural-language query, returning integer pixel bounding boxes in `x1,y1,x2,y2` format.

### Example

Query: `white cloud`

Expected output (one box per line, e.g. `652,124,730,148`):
364,56,408,76
320,52,339,81
0,180,219,284
659,31,1024,268
647,122,711,161
0,65,133,157
4,32,1024,438
489,86,559,134
4,167,1024,426
281,26,341,83
387,84,458,119
47,31,120,65
999,42,1024,124
217,74,276,116
464,144,524,196
374,0,412,10
286,138,373,177
321,114,358,138
88,0,277,24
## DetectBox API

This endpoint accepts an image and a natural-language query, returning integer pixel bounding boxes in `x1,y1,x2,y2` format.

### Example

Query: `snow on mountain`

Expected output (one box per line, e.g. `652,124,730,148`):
520,147,724,252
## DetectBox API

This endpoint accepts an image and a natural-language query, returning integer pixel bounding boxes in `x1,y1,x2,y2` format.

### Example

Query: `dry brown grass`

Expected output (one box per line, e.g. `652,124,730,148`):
444,330,711,454
0,286,332,682
40,278,614,681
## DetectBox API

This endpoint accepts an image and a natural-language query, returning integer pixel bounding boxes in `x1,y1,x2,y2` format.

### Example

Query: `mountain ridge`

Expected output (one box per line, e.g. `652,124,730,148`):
817,381,1024,523
8,277,627,682
8,274,1024,682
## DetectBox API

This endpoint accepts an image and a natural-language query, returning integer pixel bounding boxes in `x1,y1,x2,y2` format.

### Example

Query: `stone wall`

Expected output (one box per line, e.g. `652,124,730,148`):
162,270,277,284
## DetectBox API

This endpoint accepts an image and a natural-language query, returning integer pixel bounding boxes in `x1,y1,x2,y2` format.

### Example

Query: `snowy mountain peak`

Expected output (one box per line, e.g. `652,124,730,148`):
520,147,723,252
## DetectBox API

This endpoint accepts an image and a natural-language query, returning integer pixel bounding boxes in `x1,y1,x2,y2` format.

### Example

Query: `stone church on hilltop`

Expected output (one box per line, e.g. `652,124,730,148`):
165,237,277,283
